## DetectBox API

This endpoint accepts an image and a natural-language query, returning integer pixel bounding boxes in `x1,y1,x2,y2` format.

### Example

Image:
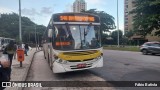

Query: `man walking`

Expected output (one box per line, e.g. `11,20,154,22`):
24,43,29,56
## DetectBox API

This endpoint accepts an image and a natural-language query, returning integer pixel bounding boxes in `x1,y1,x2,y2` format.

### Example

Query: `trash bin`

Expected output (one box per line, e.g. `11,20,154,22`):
17,49,24,62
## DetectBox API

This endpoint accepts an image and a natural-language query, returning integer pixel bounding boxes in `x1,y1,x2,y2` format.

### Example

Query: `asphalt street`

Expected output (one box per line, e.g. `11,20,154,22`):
23,50,160,90
24,51,114,90
89,50,160,81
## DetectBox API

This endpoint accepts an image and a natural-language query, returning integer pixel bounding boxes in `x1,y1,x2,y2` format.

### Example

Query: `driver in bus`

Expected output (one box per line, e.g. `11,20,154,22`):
54,26,74,49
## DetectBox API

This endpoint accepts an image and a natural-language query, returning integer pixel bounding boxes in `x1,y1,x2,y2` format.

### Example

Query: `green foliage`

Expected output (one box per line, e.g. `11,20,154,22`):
81,9,116,44
103,45,139,52
0,13,46,43
125,30,134,38
130,0,160,36
111,30,123,44
82,9,115,32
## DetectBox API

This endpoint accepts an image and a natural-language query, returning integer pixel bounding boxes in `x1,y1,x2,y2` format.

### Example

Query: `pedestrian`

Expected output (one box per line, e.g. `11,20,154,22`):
0,61,10,90
0,53,11,90
3,41,17,80
13,42,18,59
24,43,29,56
3,41,17,66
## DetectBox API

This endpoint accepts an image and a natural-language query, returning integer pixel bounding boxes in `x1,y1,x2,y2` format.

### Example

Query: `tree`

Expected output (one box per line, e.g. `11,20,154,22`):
111,30,123,44
130,0,160,36
125,30,134,38
0,13,46,43
82,9,115,32
82,9,116,44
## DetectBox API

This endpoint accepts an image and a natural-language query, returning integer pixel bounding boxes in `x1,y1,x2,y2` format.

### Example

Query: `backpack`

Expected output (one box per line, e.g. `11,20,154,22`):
3,45,16,54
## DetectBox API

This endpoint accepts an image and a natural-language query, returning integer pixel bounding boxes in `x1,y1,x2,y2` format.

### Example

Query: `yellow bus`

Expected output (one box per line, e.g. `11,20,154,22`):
42,13,103,73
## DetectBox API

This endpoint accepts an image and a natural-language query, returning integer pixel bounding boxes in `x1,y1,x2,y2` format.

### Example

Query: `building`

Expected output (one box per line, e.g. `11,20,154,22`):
124,0,136,34
124,0,160,43
73,0,87,12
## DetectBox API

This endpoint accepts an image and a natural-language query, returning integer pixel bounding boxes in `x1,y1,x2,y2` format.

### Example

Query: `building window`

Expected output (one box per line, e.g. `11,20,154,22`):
126,5,128,8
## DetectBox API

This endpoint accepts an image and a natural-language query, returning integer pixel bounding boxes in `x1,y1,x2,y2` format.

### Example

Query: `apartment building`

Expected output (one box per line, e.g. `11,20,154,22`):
124,0,160,42
73,0,87,12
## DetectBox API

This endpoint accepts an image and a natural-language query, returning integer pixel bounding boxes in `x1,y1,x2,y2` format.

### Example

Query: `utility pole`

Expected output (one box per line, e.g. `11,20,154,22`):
19,0,23,67
35,25,37,51
19,0,22,44
37,33,39,45
117,0,120,47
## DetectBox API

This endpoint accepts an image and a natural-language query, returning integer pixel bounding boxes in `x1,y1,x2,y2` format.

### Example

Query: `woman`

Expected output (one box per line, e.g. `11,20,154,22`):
3,41,17,66
0,54,10,90
3,41,17,79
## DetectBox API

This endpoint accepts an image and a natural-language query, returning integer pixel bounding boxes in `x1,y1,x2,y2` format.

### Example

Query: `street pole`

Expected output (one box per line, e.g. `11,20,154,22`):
35,25,37,51
117,0,120,47
19,0,22,67
29,33,30,43
37,33,39,50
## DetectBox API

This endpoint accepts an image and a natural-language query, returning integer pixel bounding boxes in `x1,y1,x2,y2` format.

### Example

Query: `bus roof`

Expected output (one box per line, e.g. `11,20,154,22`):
50,12,100,24
52,12,99,17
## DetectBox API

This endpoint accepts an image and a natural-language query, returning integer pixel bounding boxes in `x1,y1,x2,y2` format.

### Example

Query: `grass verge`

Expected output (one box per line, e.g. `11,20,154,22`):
103,45,140,52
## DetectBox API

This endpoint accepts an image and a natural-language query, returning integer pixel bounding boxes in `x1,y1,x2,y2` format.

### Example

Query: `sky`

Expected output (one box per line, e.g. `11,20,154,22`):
0,0,124,31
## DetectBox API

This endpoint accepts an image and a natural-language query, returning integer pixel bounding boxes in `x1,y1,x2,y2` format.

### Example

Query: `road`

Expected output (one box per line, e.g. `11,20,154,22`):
90,50,160,81
24,50,160,90
24,51,114,90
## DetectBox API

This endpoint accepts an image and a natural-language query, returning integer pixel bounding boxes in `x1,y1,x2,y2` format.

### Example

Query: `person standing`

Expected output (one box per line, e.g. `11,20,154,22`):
3,41,17,67
24,43,29,56
0,59,10,90
3,40,17,79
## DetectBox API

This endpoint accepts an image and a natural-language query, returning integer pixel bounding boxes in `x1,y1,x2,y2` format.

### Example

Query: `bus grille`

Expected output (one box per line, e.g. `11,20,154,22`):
63,50,98,56
67,58,94,62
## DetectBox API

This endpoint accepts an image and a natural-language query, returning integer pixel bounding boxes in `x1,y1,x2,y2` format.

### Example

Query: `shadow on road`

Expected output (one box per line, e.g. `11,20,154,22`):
54,70,90,79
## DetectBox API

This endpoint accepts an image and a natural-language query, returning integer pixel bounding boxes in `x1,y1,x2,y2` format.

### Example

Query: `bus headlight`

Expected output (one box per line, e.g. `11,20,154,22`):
56,59,67,64
97,56,101,59
94,56,101,61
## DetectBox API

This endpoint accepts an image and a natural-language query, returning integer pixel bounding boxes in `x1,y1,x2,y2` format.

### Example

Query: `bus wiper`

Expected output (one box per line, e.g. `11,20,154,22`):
84,28,86,43
65,23,69,37
79,25,83,49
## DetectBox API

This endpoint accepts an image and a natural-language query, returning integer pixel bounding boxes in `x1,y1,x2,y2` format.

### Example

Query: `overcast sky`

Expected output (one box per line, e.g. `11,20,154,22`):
0,0,124,31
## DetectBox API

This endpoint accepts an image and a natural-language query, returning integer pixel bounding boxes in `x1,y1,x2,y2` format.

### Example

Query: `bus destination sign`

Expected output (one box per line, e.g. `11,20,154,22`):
60,16,95,22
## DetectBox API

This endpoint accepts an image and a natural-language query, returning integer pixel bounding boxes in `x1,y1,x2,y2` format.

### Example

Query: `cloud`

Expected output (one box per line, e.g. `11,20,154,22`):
21,8,40,16
85,0,106,6
22,7,53,16
0,7,15,13
41,7,53,14
63,3,72,12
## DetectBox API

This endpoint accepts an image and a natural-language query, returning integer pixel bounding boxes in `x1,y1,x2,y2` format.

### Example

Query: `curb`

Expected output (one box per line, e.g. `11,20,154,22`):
18,50,42,90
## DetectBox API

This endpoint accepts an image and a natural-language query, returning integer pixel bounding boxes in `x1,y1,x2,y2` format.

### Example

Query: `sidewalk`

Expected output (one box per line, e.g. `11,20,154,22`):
5,48,39,90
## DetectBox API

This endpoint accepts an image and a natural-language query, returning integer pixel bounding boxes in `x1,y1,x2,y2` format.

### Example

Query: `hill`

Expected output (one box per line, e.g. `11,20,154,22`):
0,13,46,43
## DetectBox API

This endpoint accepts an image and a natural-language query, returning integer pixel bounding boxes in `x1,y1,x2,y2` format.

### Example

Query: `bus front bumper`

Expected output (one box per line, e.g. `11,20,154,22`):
52,57,103,73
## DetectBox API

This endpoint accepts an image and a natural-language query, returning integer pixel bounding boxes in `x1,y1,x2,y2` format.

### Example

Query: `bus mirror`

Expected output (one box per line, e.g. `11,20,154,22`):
48,29,52,38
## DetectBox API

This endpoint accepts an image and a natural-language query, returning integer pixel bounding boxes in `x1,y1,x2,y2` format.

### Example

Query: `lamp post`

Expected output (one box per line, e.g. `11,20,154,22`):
19,0,22,44
35,25,37,51
19,0,23,67
117,0,120,47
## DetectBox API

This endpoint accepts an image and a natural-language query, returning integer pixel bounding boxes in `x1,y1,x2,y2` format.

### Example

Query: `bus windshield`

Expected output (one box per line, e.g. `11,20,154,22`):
53,24,101,50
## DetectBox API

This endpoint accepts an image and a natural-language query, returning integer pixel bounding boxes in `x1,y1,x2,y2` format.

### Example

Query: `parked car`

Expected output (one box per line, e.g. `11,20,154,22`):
140,42,160,55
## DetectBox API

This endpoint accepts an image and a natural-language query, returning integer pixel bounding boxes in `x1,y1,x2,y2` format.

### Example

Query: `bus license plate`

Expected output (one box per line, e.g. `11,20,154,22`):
77,64,86,68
